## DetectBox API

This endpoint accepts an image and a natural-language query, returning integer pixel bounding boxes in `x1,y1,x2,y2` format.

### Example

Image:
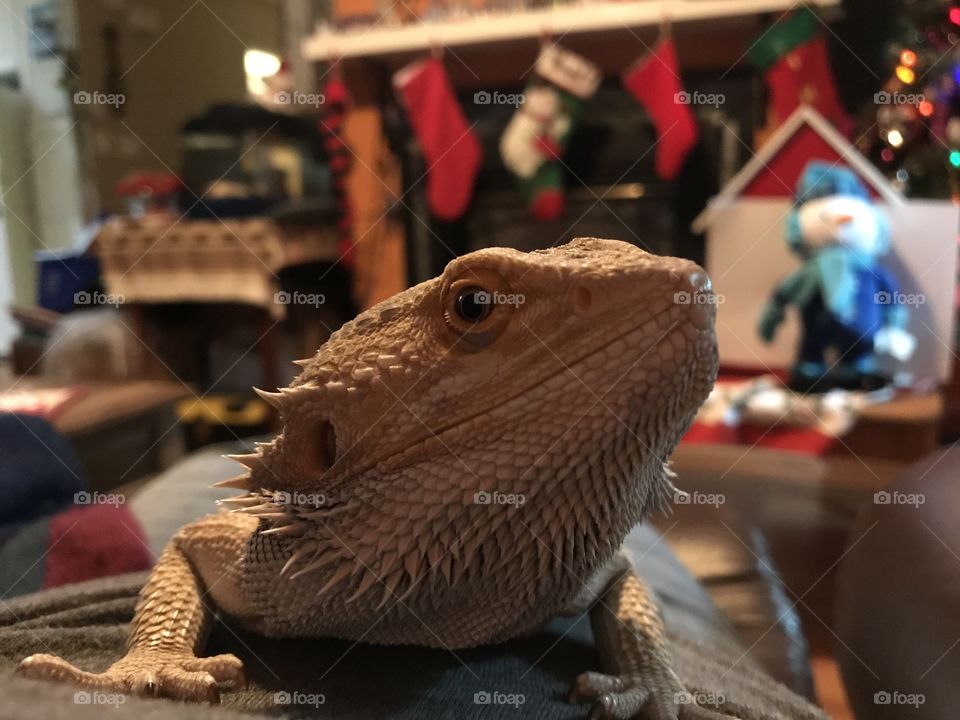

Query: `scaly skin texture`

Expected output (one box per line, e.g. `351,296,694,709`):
19,238,725,719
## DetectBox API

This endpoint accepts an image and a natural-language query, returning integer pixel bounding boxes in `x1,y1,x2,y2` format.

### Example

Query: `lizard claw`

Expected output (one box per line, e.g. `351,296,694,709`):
570,671,737,720
17,650,245,703
183,653,247,689
571,671,656,719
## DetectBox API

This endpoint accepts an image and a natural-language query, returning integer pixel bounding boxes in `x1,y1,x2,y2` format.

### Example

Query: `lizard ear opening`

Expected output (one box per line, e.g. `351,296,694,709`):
312,419,337,473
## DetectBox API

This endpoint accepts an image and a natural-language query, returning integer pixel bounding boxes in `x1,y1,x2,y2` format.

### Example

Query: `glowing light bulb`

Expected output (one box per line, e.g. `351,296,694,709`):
900,49,917,67
919,100,935,117
896,65,916,84
244,49,282,78
951,7,960,25
881,148,895,162
950,150,960,167
887,129,905,147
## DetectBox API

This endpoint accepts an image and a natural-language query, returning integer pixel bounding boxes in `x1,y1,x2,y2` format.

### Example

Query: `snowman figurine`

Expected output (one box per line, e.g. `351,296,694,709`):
758,161,916,392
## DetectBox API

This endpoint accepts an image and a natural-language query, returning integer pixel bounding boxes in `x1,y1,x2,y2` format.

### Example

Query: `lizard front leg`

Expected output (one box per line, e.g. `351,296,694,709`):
571,555,735,720
18,513,256,702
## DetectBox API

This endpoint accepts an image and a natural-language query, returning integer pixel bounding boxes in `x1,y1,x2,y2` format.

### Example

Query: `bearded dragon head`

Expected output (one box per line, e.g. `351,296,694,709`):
223,238,717,606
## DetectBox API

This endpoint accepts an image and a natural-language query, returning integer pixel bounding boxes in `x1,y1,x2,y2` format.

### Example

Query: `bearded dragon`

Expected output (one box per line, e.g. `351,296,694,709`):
18,238,726,720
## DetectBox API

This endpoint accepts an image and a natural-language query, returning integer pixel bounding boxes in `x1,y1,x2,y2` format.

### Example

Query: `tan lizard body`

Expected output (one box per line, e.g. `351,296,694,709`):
20,238,729,719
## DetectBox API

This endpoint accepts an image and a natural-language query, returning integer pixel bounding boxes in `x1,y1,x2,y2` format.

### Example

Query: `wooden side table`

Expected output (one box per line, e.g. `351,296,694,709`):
672,390,945,518
838,391,943,462
92,216,339,393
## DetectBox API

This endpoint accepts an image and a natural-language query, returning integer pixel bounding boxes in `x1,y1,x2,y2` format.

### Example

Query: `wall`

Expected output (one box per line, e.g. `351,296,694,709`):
0,0,85,354
0,87,37,353
72,0,283,214
0,0,85,256
0,0,282,355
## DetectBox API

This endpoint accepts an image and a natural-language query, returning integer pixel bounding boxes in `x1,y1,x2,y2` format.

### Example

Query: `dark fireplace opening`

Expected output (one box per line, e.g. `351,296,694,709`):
396,71,755,284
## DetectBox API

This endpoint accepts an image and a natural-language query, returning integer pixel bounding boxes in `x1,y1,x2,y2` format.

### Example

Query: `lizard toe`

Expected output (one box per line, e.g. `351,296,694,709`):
589,688,653,720
19,651,232,703
570,669,741,720
571,671,653,719
156,667,220,703
102,654,224,702
570,671,629,703
18,653,103,687
183,653,246,688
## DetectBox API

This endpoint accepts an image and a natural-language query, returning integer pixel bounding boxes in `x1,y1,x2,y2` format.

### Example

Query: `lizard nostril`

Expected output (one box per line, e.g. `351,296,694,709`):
688,271,710,294
681,270,715,331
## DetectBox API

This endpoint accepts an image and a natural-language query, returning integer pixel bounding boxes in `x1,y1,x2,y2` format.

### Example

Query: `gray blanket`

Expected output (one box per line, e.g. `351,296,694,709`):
0,525,826,719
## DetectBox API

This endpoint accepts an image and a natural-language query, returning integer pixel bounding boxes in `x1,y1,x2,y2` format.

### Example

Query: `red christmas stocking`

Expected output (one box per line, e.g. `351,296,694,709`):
765,35,852,135
622,39,698,181
747,7,852,137
394,57,482,221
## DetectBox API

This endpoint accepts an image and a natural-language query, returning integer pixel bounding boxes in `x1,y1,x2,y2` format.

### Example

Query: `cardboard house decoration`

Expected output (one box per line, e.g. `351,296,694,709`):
692,106,958,383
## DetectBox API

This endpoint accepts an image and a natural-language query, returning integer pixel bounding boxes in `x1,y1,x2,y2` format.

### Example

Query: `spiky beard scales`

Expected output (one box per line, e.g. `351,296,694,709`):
223,411,685,650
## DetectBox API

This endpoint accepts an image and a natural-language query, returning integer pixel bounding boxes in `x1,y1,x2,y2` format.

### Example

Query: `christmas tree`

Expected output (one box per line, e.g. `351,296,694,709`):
861,0,960,199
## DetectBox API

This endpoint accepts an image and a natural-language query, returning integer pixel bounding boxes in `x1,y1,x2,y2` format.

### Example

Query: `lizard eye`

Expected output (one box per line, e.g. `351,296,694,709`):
443,271,513,348
454,287,493,324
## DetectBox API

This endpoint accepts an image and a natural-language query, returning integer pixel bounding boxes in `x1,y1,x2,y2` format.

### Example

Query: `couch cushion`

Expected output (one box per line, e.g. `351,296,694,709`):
657,502,817,700
834,445,960,720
